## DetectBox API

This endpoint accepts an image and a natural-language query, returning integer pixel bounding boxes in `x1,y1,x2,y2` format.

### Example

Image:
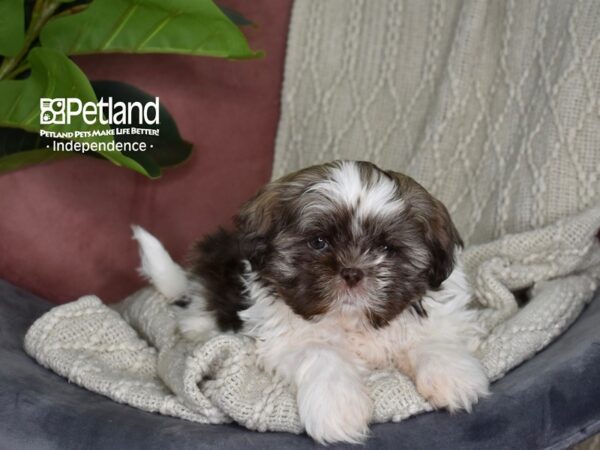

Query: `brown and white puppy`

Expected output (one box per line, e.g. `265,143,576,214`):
134,160,489,444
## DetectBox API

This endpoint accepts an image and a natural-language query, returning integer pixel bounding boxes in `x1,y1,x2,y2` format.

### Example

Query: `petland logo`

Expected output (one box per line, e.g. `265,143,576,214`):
40,97,160,126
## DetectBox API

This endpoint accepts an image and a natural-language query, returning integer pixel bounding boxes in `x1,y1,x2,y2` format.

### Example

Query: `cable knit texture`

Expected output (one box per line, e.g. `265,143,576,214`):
25,0,600,434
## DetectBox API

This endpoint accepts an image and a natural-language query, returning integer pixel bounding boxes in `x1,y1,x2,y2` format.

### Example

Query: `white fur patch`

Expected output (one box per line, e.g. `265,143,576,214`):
175,288,220,343
237,260,489,442
304,161,404,223
131,225,188,299
294,346,372,444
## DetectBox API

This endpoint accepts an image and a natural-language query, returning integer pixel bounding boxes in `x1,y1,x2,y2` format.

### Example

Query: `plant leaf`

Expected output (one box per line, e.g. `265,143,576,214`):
92,80,193,171
0,149,74,174
215,3,255,27
0,0,25,56
0,47,107,135
0,47,154,177
40,0,262,59
0,126,75,174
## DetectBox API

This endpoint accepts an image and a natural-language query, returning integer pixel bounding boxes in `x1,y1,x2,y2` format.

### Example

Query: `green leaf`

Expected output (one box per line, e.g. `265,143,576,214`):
0,148,74,174
40,0,262,59
0,0,25,56
0,126,75,174
216,3,255,27
0,47,154,177
0,77,193,177
0,47,105,135
92,80,193,171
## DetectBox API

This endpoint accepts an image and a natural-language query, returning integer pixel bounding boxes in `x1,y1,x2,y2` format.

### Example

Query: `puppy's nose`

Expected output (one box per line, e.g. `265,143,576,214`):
341,268,364,287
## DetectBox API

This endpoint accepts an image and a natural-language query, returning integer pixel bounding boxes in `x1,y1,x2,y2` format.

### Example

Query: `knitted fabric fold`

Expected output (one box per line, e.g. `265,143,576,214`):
24,206,600,432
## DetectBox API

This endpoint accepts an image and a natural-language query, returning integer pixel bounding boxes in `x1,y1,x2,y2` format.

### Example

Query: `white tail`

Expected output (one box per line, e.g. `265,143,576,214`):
131,225,188,299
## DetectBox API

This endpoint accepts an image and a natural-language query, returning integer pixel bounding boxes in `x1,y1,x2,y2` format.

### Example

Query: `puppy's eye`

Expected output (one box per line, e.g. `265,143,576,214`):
379,244,396,255
308,236,328,250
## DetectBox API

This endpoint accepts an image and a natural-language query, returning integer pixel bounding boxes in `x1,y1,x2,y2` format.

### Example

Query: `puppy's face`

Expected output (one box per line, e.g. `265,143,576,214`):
236,161,462,327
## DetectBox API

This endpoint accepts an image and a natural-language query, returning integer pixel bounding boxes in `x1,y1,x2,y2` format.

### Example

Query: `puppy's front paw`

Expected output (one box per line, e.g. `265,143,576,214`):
414,349,489,412
297,378,372,444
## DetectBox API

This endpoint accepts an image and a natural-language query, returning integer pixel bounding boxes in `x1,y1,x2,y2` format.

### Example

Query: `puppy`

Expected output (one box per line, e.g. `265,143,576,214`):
134,160,489,444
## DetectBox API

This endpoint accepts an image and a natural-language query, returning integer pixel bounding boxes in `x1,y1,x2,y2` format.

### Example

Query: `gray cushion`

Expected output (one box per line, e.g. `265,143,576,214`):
1,279,599,450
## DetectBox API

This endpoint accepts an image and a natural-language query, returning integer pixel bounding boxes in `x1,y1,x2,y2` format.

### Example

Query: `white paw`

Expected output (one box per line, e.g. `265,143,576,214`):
415,348,489,412
297,378,372,444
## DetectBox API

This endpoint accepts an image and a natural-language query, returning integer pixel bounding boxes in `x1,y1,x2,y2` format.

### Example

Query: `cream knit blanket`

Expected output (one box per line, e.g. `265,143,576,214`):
25,0,600,434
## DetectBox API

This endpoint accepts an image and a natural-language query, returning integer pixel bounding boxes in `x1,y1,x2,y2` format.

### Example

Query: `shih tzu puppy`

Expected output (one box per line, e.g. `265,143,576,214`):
133,160,489,444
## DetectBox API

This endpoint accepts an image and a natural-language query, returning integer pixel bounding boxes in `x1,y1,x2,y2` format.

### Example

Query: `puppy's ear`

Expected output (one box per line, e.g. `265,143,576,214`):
387,171,463,288
422,197,463,288
234,165,329,269
234,184,285,269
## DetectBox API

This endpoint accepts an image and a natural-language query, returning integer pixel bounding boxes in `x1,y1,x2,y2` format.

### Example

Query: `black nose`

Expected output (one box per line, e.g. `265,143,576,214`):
340,268,364,287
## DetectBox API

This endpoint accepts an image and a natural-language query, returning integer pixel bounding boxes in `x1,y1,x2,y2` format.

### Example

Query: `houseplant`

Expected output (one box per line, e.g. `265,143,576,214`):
0,0,261,178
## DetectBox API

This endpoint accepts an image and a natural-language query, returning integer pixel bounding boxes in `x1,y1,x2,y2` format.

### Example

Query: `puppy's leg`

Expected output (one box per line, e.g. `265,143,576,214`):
406,339,489,412
401,265,489,412
278,345,372,444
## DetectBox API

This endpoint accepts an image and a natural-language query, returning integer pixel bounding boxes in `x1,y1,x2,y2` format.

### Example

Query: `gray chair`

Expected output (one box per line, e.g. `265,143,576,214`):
1,278,599,449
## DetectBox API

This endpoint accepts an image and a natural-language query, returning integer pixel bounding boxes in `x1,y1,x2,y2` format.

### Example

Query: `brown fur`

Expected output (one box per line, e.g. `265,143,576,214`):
190,161,463,330
189,228,246,331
